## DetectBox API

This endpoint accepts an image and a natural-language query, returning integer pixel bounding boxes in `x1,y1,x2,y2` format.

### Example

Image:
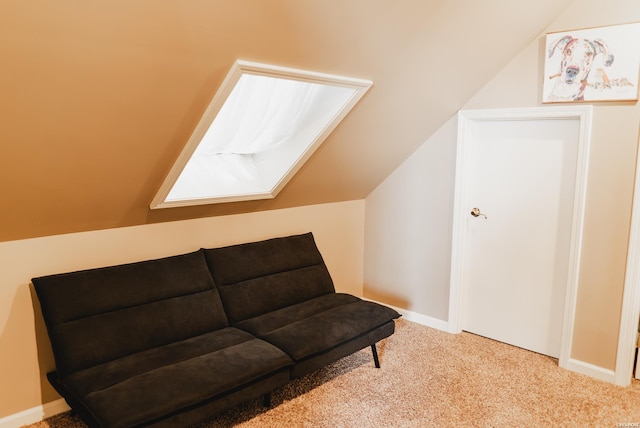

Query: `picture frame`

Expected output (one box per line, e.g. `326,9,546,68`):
543,22,640,103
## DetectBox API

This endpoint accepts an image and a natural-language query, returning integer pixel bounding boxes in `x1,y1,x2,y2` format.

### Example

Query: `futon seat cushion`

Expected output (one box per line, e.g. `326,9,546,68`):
61,328,292,428
235,293,401,361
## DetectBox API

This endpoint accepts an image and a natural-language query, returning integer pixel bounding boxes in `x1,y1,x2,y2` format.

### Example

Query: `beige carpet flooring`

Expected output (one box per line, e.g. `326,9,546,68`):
25,319,640,427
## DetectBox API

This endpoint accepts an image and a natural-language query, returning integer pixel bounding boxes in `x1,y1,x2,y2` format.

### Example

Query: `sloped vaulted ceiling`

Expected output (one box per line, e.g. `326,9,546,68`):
0,0,572,242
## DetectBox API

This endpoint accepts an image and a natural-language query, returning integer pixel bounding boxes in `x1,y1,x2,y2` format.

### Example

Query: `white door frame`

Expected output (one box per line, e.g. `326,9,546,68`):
449,106,593,375
614,129,640,386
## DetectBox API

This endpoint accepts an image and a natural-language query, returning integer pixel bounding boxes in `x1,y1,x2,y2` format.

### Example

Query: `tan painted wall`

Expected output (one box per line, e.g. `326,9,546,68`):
0,0,572,243
464,0,640,370
0,200,364,419
365,0,640,371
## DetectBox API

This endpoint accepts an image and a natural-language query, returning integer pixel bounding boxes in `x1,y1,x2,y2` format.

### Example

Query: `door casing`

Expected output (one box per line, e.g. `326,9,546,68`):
449,106,593,377
615,130,640,386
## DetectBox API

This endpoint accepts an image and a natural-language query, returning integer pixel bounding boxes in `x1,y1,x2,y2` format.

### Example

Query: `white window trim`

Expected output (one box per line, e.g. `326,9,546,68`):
150,60,372,209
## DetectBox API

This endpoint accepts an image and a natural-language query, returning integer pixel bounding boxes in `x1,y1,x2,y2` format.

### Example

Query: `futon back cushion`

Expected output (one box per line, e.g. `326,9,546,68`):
203,233,335,323
33,249,228,376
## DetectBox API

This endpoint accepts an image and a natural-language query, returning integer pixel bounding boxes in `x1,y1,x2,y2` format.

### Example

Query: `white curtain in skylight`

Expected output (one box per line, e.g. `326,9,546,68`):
165,68,362,203
196,74,322,156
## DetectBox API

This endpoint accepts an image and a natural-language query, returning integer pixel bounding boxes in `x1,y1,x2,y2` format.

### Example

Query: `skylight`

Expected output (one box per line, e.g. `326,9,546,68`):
150,60,372,209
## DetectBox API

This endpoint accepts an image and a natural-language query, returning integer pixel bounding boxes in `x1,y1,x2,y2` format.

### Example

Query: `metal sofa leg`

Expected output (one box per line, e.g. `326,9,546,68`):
371,344,381,368
263,392,272,407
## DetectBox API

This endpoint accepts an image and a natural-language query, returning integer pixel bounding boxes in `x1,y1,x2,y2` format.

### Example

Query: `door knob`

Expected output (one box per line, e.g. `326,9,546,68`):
470,208,487,219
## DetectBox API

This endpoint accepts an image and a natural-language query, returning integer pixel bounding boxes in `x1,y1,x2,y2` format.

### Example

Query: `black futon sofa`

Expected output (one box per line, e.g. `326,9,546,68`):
33,232,400,427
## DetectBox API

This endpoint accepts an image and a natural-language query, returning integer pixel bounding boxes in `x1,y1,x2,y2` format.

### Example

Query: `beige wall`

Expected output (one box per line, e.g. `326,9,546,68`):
464,0,640,370
0,0,573,243
0,200,365,419
365,0,640,371
364,119,457,318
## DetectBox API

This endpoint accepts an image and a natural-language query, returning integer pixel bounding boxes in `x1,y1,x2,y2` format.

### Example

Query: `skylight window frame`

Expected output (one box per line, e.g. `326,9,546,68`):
150,60,372,209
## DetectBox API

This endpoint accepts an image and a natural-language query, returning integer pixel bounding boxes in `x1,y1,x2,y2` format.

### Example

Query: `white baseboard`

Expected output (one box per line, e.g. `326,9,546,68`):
396,308,449,332
376,301,623,386
564,358,616,384
375,300,622,386
366,300,449,332
0,399,69,428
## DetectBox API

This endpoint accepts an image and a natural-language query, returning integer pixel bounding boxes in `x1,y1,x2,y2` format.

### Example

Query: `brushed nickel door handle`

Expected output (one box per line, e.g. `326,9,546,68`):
470,207,487,219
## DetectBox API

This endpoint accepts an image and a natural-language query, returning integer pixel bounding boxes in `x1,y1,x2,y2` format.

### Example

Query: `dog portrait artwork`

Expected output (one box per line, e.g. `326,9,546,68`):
543,23,640,103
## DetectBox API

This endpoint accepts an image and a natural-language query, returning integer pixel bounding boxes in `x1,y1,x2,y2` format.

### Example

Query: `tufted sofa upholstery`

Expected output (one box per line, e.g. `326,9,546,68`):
33,232,400,427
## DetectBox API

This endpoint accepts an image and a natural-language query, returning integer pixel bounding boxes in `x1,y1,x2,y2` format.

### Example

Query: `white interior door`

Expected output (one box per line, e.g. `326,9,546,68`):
458,117,580,358
462,119,579,357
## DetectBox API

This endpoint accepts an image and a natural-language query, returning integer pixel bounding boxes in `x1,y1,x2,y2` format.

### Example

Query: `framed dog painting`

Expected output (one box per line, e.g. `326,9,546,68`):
543,22,640,103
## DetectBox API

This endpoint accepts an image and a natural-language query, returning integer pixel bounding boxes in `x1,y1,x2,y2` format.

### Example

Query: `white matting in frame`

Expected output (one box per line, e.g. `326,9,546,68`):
543,22,640,103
